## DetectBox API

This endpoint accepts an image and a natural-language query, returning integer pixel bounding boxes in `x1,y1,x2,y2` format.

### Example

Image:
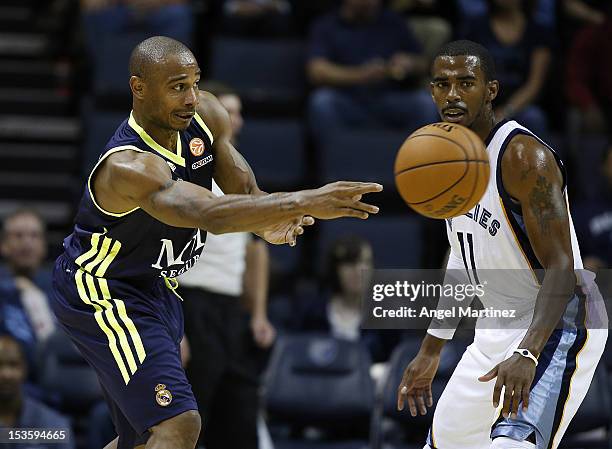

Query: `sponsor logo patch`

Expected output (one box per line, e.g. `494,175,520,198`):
190,138,205,157
192,154,213,170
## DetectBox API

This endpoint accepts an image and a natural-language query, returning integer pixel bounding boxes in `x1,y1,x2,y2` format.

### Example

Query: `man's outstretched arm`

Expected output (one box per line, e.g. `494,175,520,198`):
93,149,381,236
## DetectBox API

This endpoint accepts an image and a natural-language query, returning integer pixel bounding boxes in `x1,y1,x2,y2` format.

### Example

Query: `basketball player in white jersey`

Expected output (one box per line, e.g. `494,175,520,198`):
396,40,608,449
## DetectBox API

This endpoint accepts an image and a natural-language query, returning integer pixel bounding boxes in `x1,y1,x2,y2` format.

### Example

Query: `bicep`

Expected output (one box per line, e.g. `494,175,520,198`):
521,173,573,267
108,153,216,229
502,141,573,268
213,137,261,195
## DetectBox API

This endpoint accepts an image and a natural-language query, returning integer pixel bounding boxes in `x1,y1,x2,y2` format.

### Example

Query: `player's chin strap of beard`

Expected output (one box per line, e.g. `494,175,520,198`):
163,276,184,301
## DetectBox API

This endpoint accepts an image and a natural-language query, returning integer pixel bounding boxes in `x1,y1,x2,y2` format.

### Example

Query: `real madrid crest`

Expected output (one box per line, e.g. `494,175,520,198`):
155,383,173,407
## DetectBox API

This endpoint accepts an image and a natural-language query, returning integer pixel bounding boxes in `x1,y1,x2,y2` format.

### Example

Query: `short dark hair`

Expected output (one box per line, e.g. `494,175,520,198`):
1,208,45,239
325,235,371,294
434,40,496,81
129,36,194,80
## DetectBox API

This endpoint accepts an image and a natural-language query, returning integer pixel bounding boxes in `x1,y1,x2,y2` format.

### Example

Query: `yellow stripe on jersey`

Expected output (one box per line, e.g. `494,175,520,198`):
84,272,138,375
194,113,214,145
99,278,146,364
75,229,105,267
75,268,131,384
96,239,121,277
84,236,111,273
73,233,146,384
128,112,186,167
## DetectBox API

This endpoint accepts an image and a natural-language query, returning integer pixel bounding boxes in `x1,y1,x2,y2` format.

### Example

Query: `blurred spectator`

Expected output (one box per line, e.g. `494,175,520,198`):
563,0,607,27
573,144,612,270
566,5,612,133
80,0,194,54
0,209,56,380
307,0,438,142
390,0,454,62
220,0,294,36
178,83,274,449
461,0,552,137
0,335,75,449
294,235,402,363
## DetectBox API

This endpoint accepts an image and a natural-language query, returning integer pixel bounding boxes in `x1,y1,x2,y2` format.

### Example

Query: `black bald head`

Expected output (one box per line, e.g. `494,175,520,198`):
129,36,195,81
128,36,201,132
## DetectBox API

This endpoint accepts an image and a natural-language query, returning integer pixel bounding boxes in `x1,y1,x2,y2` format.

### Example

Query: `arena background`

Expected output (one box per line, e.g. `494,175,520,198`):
0,0,610,448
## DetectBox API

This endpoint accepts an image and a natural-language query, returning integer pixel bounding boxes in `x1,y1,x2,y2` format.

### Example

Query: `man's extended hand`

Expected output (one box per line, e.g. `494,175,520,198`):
256,216,315,246
478,353,537,419
302,181,382,220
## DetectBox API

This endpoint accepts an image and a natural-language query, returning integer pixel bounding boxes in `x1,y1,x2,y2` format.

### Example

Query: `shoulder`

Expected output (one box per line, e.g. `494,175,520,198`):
502,133,557,172
501,133,563,191
101,149,172,196
196,91,231,142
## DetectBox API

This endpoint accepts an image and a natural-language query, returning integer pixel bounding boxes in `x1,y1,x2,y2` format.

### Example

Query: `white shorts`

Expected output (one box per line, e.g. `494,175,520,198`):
427,294,607,449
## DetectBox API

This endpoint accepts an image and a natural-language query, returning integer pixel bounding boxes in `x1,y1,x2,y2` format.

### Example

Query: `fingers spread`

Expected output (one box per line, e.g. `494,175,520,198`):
351,201,380,214
521,385,530,412
478,365,499,382
492,377,503,408
502,383,513,418
397,385,407,411
415,389,427,415
511,385,522,419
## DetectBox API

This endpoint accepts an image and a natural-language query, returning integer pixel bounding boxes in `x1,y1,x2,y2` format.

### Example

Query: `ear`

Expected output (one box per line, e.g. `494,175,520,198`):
487,80,499,103
429,81,435,100
130,76,145,100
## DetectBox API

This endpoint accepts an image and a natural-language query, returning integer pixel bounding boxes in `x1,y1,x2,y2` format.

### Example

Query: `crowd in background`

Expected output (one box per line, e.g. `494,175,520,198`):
0,0,611,447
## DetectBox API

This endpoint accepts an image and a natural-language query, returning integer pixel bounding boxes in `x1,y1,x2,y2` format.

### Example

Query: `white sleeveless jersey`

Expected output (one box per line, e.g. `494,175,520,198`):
445,120,584,314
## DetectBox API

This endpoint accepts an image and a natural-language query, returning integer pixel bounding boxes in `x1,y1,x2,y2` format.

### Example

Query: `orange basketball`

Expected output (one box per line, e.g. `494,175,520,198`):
394,122,490,219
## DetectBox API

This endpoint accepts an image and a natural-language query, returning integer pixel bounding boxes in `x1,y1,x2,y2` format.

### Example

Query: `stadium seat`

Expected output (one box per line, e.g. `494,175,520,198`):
320,129,408,187
370,336,464,449
82,107,127,177
317,215,424,270
238,118,306,190
93,33,151,102
209,38,306,113
38,330,102,414
559,365,611,449
570,134,609,201
264,334,375,446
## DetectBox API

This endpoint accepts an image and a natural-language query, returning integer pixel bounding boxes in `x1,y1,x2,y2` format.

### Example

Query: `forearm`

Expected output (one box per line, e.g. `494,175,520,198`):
308,60,367,86
519,267,576,355
145,180,306,233
420,332,447,356
244,240,270,317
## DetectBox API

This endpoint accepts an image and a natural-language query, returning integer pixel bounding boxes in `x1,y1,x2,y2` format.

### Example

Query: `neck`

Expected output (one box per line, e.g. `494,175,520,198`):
470,109,497,143
132,108,178,151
